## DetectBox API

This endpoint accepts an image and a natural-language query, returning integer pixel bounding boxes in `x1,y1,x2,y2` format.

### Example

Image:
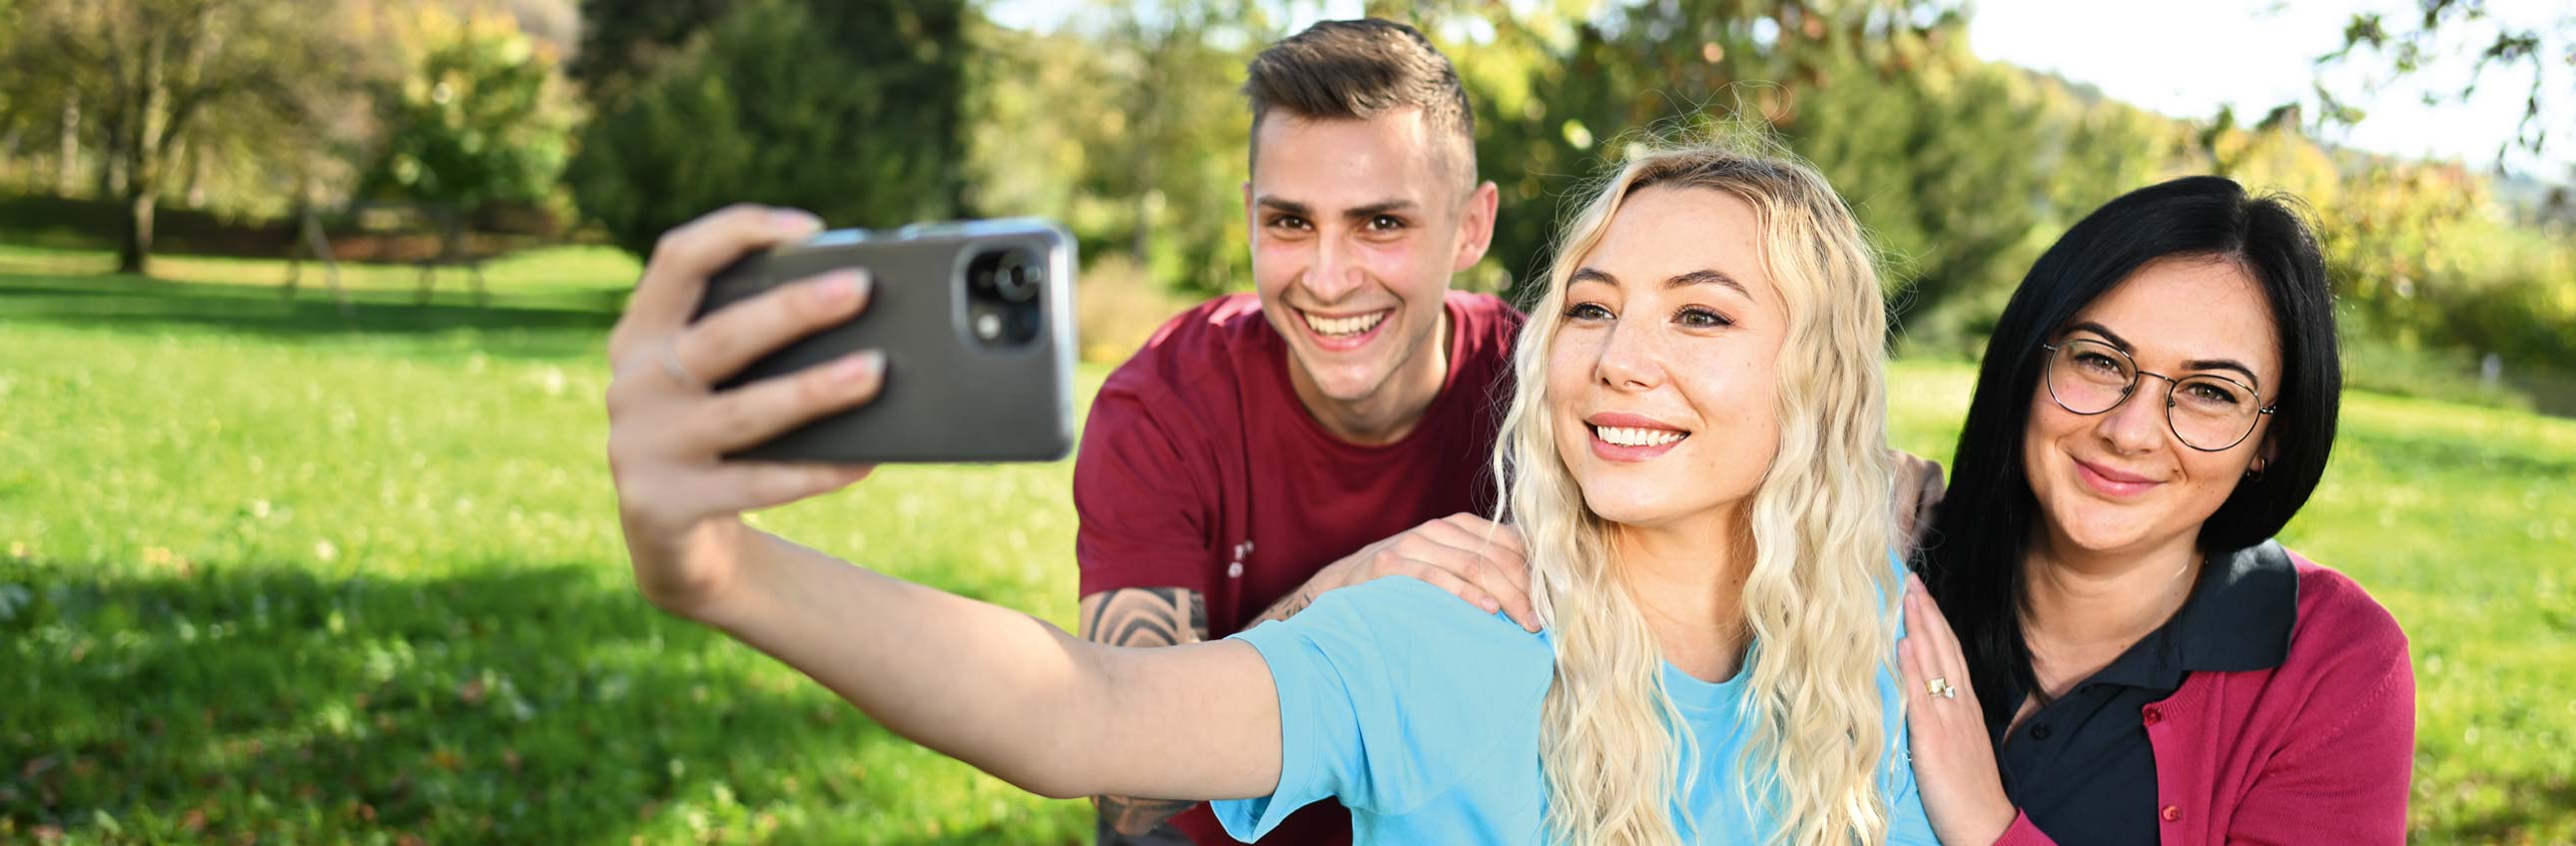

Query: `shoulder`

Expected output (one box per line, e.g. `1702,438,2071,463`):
1100,294,1270,401
2283,550,2409,659
2254,550,2413,726
1088,295,1270,435
1237,575,1556,703
1446,291,1525,359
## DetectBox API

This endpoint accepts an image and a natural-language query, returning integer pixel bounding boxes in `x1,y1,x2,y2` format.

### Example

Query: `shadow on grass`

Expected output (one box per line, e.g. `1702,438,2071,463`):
2430,775,2576,843
0,557,1079,844
0,270,624,362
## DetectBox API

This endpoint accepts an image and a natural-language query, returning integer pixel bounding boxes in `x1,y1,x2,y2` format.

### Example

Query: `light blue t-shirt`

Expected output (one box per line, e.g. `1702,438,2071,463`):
1214,567,1938,845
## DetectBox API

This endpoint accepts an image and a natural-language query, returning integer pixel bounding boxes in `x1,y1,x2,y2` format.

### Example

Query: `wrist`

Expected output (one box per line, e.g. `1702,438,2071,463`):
634,516,757,620
1968,792,2018,845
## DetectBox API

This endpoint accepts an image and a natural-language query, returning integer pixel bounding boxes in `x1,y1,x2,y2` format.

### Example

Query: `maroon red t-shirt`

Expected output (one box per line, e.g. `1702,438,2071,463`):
1073,290,1523,846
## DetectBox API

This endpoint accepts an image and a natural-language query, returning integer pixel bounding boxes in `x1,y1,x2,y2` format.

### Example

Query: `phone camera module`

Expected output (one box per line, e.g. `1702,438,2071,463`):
964,246,1047,349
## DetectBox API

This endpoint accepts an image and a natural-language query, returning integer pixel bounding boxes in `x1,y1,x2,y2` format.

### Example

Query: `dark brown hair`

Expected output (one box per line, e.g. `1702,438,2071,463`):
1242,18,1476,186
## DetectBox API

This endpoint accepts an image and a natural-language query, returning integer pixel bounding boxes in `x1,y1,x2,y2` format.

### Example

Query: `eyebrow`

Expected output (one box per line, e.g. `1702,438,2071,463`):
2063,321,2263,386
1254,197,1420,221
1569,267,1751,299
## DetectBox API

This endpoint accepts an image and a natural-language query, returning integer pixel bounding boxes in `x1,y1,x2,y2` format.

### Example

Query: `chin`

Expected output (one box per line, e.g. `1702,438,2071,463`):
1576,484,1684,528
1309,365,1395,401
2048,507,2160,554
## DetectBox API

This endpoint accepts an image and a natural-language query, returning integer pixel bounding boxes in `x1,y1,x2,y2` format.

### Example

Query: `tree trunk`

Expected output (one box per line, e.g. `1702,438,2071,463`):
117,28,175,276
120,184,157,275
57,93,82,197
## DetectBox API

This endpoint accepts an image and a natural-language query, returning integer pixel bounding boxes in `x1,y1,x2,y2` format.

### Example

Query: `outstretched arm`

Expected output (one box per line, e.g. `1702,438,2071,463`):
1078,587,1217,834
603,205,1283,803
694,531,1282,801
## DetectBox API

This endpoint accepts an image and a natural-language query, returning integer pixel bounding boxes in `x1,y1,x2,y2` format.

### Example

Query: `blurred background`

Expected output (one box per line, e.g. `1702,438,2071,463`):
0,0,2568,843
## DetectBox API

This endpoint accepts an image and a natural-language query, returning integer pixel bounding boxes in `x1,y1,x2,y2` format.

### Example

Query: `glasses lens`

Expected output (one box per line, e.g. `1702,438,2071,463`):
2172,376,2257,449
2049,340,2132,414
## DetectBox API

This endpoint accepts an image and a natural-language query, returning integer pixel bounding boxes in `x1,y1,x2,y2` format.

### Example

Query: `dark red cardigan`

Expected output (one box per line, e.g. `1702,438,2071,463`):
1993,552,2415,846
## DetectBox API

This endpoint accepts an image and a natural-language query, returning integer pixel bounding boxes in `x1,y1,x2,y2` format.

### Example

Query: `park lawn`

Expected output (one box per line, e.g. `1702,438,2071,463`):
1,248,2569,844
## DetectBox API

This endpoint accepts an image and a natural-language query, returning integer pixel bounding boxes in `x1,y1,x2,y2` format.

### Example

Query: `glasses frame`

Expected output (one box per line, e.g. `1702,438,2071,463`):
2041,340,2278,452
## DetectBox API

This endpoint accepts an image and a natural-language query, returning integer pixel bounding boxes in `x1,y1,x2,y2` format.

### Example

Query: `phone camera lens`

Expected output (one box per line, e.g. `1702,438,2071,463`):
993,250,1042,303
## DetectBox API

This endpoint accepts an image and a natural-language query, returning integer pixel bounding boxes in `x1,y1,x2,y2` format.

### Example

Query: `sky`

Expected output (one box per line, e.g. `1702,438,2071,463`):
985,0,2573,180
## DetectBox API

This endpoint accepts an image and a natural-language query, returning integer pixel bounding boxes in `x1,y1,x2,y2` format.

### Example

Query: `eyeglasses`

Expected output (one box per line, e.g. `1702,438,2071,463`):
2042,338,2276,451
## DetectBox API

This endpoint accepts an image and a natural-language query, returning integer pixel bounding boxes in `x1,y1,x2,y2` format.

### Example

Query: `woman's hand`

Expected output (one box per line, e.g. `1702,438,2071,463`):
602,205,884,617
1899,572,2021,846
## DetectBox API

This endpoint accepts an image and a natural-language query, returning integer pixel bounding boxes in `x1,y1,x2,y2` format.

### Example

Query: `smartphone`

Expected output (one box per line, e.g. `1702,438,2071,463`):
690,219,1077,463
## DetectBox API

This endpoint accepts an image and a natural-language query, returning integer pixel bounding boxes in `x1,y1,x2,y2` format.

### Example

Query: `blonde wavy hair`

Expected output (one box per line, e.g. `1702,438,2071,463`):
1493,136,1899,846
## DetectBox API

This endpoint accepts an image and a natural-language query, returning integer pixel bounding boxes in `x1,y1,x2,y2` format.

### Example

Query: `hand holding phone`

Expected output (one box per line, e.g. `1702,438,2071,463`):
691,218,1077,463
602,206,885,614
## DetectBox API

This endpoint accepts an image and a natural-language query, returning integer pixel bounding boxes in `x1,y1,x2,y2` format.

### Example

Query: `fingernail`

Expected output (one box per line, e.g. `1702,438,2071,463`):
1482,598,1501,612
816,271,866,305
772,208,823,234
835,351,885,383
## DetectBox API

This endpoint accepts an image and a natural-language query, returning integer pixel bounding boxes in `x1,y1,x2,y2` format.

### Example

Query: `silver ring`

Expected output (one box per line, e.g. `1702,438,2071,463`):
658,340,705,392
1927,677,1957,700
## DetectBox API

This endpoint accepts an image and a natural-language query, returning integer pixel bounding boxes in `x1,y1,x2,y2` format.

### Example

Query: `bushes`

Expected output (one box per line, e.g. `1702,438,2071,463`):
564,0,970,257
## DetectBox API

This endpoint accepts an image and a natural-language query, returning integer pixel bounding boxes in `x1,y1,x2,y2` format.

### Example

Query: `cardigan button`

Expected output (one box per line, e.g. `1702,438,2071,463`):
2161,804,2182,822
2143,705,2165,725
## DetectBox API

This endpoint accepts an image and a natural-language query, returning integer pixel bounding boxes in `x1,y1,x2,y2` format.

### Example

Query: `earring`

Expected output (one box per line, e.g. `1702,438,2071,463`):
2245,458,2267,482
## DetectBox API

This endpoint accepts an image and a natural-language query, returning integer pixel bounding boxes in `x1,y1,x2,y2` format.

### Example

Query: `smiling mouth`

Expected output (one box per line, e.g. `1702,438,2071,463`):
1299,309,1390,339
2074,458,2162,496
1591,424,1689,447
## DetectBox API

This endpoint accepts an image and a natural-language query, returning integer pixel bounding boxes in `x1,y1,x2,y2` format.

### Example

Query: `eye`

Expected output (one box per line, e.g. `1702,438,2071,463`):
2075,351,2125,375
1266,215,1312,232
1563,302,1612,321
1675,306,1733,329
2181,380,2245,408
1367,215,1407,233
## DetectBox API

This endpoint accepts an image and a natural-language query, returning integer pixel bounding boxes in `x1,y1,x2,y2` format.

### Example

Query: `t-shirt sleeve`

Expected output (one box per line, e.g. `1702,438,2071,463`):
1073,377,1219,598
1881,548,1942,846
1211,576,1555,840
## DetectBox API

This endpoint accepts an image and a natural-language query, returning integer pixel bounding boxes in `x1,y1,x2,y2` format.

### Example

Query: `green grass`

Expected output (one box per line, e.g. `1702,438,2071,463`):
2,245,2569,843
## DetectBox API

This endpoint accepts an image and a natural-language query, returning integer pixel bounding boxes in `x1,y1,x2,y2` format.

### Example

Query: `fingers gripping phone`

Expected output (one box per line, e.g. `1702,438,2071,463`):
690,219,1077,463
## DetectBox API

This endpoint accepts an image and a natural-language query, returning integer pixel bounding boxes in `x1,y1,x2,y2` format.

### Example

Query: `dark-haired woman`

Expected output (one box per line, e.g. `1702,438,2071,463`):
1896,176,2414,845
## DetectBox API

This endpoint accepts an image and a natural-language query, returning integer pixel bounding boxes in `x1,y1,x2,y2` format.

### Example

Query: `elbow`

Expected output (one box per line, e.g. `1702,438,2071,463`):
1000,761,1095,800
1022,779,1091,802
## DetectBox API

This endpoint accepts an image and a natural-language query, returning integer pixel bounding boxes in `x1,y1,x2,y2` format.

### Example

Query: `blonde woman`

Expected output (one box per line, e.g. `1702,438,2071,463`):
601,141,1936,845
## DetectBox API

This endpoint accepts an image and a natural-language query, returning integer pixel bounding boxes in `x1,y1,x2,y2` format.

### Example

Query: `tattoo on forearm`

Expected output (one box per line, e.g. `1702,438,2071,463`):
1076,587,1207,836
1252,583,1319,624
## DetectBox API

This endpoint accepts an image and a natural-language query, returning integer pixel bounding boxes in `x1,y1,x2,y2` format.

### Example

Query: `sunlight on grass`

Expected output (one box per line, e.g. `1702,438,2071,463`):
2,252,2568,843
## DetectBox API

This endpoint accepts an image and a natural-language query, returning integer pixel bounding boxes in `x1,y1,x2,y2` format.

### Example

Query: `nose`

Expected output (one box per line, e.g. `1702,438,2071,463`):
1302,235,1365,305
2094,377,2169,455
1594,313,1661,392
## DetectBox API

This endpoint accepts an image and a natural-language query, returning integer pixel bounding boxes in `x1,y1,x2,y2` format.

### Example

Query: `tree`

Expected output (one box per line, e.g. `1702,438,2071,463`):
2314,1,2575,169
566,0,730,109
359,5,577,214
2,0,353,275
564,0,970,257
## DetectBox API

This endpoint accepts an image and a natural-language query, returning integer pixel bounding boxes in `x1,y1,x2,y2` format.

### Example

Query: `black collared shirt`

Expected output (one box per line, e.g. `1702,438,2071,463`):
1991,540,2299,845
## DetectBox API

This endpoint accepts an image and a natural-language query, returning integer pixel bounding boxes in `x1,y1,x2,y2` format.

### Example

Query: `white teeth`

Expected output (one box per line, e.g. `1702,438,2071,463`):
1303,310,1388,338
1595,425,1686,447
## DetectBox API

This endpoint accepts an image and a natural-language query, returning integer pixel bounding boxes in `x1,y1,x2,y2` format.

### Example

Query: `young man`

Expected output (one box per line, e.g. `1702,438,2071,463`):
1070,20,1527,846
598,19,1943,846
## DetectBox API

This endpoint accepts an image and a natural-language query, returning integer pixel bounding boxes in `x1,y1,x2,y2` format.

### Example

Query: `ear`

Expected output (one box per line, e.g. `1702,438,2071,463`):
1450,180,1501,274
2254,431,2281,472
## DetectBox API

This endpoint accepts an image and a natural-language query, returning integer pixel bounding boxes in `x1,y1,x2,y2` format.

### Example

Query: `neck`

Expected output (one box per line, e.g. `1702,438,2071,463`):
2019,528,2202,683
1609,506,1753,682
1286,306,1452,445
